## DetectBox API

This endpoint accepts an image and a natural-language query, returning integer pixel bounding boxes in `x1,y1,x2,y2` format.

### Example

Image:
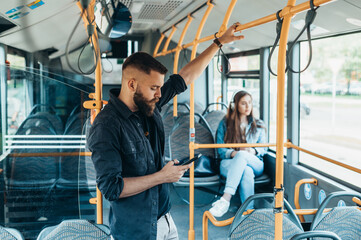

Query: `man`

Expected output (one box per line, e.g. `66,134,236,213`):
87,23,243,240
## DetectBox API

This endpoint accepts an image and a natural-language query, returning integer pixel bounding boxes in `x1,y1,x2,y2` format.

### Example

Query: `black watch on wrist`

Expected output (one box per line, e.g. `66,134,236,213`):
213,38,223,48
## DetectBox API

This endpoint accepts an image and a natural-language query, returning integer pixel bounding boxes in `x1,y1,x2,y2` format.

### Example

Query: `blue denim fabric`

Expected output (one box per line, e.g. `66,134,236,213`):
220,151,263,203
216,118,267,204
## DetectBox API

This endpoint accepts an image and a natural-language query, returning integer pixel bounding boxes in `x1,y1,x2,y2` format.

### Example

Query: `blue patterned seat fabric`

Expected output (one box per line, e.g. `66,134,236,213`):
312,207,361,240
0,226,24,240
37,219,110,240
229,209,304,240
170,114,214,161
203,110,226,137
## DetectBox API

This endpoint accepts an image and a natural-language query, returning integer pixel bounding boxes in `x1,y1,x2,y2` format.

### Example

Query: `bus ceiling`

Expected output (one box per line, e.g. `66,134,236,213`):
0,0,361,57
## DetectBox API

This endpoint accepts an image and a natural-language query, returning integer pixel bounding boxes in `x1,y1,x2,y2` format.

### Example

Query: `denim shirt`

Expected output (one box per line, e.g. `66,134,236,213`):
87,74,187,240
216,117,267,160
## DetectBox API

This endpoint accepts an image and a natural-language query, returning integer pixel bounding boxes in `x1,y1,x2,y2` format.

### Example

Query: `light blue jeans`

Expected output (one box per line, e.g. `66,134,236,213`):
220,151,264,204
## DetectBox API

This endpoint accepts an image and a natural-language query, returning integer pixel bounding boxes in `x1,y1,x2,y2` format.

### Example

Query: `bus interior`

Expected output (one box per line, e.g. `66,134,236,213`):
0,0,361,239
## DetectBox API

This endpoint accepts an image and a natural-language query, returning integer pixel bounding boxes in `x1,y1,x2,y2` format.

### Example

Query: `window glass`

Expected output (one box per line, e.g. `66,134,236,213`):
229,55,260,71
6,54,27,135
299,33,361,187
212,57,222,105
269,74,287,154
226,78,260,119
268,46,287,153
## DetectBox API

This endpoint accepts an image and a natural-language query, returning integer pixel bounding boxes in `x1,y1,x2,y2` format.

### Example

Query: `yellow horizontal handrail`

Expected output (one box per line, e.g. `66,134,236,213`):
294,178,318,222
194,143,276,149
353,197,361,206
154,0,333,57
287,142,361,174
9,152,91,157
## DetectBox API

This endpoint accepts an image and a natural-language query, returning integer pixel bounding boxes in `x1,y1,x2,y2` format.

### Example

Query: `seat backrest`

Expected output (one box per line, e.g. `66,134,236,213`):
8,126,58,189
17,115,57,135
59,117,95,190
0,226,25,240
311,191,361,240
203,110,226,137
169,114,214,161
34,112,63,134
36,219,111,240
290,231,341,240
228,193,303,240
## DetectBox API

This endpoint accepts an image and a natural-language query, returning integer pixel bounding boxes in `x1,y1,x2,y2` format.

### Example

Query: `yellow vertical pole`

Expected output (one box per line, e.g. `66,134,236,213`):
188,1,213,239
77,0,103,224
274,1,296,239
173,15,193,117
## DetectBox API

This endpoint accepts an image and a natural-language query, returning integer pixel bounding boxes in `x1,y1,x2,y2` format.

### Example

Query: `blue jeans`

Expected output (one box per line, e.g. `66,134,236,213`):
220,151,264,204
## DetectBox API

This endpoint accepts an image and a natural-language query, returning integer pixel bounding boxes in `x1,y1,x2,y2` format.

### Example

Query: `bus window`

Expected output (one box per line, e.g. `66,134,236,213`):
226,78,260,119
226,53,261,118
6,54,27,135
212,57,222,105
269,73,288,153
299,32,361,187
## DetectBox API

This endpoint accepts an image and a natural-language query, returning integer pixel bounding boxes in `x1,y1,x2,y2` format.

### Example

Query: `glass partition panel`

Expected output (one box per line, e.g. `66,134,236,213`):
0,66,99,239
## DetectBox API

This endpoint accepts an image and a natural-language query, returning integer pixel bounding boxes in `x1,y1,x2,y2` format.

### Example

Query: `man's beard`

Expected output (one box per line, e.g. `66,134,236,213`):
134,90,159,117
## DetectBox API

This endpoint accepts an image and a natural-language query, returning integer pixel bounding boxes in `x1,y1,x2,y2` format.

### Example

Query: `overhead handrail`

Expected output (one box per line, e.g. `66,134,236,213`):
153,33,165,57
161,26,177,55
154,0,332,57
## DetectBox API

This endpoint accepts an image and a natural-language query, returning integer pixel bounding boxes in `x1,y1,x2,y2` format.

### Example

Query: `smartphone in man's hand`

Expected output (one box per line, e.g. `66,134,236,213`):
174,154,202,166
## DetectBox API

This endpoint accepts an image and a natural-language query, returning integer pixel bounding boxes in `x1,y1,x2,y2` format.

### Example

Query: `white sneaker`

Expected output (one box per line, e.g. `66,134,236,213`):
209,197,230,217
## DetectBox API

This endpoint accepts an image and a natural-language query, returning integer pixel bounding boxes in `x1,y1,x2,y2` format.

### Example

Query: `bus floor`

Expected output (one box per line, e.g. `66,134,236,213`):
169,185,240,240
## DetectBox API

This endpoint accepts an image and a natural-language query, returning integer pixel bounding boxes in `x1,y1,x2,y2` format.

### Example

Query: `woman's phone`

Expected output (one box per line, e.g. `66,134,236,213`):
175,154,202,166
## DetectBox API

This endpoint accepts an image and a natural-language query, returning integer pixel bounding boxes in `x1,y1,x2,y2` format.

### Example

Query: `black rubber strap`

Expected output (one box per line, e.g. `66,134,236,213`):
287,0,319,73
213,32,223,48
268,10,283,76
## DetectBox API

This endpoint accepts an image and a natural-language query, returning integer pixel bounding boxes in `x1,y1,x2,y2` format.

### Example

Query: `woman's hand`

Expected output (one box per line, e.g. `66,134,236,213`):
246,148,257,155
230,151,238,158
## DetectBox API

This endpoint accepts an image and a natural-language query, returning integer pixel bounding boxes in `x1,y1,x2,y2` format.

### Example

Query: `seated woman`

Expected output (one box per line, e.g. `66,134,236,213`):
209,90,267,217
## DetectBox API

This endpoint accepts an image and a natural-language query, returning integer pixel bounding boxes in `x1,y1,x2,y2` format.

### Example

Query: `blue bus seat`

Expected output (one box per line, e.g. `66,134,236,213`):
170,114,219,192
203,110,226,138
36,219,110,240
58,115,95,191
7,126,58,189
310,191,361,240
0,226,25,240
290,231,341,240
228,193,303,240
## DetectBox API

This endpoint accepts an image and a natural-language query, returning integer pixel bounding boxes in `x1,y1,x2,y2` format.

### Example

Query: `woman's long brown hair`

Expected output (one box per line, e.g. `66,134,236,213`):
224,90,265,150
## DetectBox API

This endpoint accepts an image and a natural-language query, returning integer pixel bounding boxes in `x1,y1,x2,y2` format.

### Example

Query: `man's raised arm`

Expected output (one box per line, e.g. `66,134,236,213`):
179,23,244,86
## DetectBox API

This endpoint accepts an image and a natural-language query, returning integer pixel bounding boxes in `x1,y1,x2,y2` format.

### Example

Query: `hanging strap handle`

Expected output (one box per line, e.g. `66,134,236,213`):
267,10,284,76
287,0,319,73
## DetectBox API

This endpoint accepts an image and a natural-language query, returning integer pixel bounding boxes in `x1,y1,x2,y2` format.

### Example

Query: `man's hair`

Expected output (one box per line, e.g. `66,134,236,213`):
122,52,168,75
